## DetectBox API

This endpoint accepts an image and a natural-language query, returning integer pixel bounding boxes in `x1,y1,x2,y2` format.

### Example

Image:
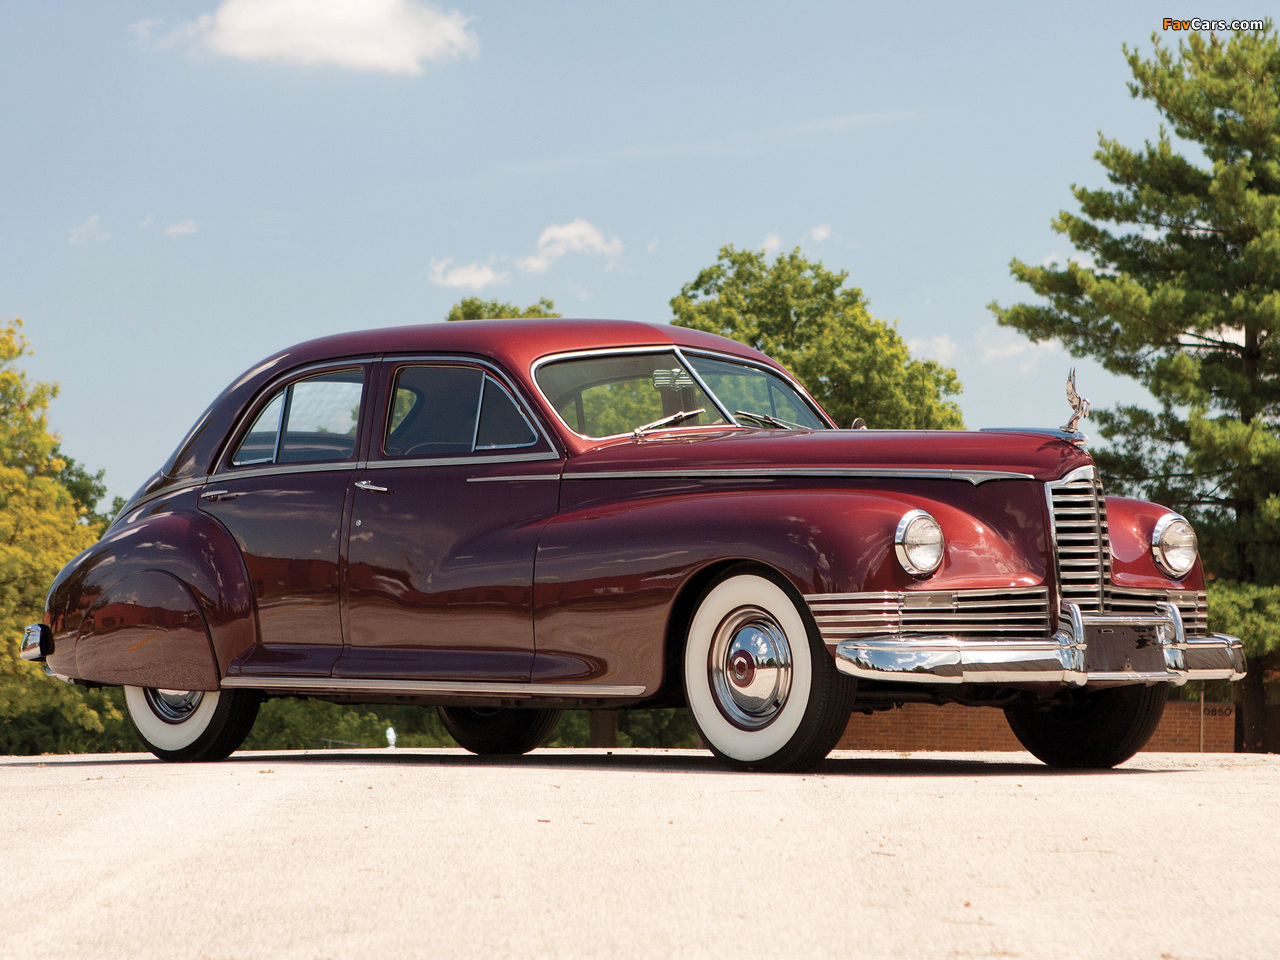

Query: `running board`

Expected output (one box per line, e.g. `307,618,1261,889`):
221,675,648,699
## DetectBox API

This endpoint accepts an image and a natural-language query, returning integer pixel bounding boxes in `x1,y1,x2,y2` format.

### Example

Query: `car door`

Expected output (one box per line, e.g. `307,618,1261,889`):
199,363,372,677
338,358,562,681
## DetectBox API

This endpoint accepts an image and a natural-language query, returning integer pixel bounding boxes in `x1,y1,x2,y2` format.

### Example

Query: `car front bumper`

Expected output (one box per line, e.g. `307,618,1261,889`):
828,601,1246,687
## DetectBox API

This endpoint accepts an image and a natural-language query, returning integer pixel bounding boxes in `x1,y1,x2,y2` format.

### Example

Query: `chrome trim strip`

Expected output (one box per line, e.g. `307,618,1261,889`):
564,467,1035,485
117,477,208,517
210,461,366,483
981,426,1088,444
367,451,560,471
466,473,562,483
221,676,648,698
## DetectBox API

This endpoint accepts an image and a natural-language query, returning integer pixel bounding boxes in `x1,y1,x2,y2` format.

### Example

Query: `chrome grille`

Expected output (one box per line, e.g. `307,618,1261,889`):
1109,587,1208,636
806,587,1052,643
1047,468,1111,614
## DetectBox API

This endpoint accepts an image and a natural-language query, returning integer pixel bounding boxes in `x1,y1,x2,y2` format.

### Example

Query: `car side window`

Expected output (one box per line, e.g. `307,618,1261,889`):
384,365,538,458
230,368,365,467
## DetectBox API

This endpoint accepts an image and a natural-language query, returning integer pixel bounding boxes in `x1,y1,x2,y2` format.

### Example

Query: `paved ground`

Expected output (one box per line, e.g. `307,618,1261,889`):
2,748,1277,960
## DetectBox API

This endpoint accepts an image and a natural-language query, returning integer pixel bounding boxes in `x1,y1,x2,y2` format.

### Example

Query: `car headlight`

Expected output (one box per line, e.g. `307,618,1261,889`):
1152,513,1197,579
895,510,944,577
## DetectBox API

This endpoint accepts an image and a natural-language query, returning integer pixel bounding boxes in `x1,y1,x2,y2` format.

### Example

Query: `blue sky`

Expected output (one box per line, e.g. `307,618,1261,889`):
2,1,1199,502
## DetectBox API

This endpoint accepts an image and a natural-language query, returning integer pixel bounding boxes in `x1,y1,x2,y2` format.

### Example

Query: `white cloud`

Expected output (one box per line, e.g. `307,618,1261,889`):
760,233,782,255
137,215,155,230
977,325,1062,374
809,224,831,243
647,240,659,253
429,259,508,291
133,0,478,75
517,218,622,274
165,219,198,238
908,334,957,365
69,215,109,246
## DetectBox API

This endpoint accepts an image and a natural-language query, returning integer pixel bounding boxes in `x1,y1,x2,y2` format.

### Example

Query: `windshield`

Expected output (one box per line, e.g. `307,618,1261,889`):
535,350,827,438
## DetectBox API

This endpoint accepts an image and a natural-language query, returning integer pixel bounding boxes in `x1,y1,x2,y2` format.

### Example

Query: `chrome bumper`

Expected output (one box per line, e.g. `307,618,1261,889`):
20,624,51,662
832,601,1246,687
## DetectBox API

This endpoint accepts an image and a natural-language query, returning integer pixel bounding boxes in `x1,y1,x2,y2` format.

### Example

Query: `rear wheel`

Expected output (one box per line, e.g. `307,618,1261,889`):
124,686,260,762
684,568,856,772
1004,684,1168,769
437,706,563,755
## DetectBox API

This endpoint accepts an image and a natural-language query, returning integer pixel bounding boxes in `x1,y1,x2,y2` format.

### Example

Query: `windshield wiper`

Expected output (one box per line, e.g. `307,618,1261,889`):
632,408,706,438
734,410,804,430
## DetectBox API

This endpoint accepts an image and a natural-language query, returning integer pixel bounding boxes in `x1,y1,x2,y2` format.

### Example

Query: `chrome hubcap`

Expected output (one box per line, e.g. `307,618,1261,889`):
709,606,792,729
144,688,204,725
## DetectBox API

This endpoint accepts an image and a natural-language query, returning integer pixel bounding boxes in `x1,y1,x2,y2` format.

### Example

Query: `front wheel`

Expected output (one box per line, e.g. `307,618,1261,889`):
1004,683,1168,769
684,569,856,772
437,706,563,755
124,686,260,762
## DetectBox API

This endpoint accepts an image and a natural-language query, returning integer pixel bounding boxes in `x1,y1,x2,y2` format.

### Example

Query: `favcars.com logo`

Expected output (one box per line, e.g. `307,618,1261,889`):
1163,18,1266,30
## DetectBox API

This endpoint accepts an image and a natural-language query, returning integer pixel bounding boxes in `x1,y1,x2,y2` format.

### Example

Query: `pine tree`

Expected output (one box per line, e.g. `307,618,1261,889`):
990,24,1280,750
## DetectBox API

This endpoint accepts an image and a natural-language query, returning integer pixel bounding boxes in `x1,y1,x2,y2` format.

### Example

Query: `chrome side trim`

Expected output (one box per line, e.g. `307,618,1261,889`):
466,473,562,483
981,426,1088,444
209,461,366,483
565,467,1036,485
368,451,561,471
830,600,1246,687
221,676,648,698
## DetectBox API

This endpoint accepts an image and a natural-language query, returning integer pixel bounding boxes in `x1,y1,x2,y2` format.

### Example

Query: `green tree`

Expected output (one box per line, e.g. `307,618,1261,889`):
671,246,964,429
0,319,139,754
989,24,1280,749
445,296,560,321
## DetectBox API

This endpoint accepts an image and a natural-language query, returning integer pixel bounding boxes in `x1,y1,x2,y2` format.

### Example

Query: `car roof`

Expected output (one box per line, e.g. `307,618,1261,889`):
149,319,780,494
274,318,768,371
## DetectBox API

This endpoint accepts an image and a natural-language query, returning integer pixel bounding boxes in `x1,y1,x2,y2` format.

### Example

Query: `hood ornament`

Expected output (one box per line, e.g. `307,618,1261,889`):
1062,368,1090,434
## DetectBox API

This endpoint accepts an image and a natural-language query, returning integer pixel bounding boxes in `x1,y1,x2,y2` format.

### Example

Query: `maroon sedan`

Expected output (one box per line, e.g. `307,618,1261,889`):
21,319,1245,770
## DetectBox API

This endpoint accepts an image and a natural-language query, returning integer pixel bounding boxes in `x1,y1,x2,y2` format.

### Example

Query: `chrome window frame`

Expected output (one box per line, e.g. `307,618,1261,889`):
530,344,833,442
216,359,373,477
373,355,558,467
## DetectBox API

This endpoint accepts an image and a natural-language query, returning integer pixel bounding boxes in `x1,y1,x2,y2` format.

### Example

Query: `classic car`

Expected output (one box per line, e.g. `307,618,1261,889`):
21,319,1246,770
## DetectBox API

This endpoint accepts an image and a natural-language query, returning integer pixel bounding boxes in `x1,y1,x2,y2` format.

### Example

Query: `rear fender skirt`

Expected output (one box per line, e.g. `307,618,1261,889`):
45,493,255,681
75,571,220,691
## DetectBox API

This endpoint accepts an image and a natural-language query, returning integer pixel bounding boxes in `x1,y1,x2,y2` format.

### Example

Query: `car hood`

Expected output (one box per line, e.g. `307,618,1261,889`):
562,428,1092,483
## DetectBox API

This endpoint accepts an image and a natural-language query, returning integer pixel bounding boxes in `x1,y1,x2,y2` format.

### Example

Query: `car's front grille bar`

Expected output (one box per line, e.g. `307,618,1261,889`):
806,587,1052,644
1109,587,1208,636
1047,467,1111,615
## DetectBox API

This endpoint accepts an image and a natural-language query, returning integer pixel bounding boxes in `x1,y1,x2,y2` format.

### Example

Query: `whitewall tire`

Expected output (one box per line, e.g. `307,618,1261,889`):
124,686,260,762
684,569,855,771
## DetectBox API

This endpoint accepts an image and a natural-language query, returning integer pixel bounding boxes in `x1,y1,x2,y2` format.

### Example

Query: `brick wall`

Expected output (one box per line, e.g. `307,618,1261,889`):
836,700,1235,753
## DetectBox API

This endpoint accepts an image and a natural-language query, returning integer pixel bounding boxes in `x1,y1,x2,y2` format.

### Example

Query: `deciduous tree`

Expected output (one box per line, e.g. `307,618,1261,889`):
671,246,963,430
0,320,137,754
445,296,560,321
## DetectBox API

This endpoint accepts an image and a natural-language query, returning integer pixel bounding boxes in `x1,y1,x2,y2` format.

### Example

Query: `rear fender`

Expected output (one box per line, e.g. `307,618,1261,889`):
75,571,220,691
45,490,256,683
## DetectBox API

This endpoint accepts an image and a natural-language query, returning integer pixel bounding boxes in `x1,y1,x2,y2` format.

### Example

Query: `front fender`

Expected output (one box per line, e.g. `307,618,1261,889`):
45,488,256,684
532,480,1048,689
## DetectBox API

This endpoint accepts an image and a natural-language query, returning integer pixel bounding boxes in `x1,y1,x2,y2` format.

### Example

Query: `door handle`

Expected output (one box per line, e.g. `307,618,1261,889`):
200,490,243,502
354,480,390,494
